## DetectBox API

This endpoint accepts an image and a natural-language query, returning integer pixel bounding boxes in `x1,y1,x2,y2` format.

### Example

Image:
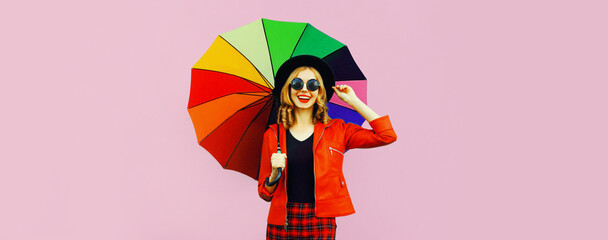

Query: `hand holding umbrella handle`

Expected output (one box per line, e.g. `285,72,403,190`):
276,148,283,178
274,167,282,182
272,125,283,182
265,123,284,186
266,148,283,186
266,167,282,186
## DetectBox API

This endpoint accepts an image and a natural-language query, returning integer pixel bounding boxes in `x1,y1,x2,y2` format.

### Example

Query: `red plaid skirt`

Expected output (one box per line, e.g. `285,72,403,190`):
267,202,337,239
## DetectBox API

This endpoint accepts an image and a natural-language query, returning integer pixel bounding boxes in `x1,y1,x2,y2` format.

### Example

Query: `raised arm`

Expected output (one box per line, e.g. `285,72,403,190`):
332,85,397,149
332,85,379,122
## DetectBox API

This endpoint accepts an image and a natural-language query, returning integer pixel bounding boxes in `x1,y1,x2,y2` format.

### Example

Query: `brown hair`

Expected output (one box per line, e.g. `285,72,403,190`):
277,66,331,129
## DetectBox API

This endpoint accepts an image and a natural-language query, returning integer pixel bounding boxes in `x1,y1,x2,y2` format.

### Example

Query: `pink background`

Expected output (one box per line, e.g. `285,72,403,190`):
2,0,607,239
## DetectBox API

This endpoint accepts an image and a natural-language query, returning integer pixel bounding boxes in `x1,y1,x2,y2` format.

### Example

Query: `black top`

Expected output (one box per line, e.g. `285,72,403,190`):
286,129,315,203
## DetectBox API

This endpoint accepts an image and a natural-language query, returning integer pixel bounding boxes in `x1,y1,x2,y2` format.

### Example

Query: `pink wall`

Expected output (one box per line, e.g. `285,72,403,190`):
2,0,607,239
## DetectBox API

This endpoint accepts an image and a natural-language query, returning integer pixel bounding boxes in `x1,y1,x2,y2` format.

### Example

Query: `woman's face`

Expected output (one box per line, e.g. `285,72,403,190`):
290,68,319,110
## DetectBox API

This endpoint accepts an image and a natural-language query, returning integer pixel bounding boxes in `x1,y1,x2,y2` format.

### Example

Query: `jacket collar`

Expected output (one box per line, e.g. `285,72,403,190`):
270,120,336,153
270,120,333,134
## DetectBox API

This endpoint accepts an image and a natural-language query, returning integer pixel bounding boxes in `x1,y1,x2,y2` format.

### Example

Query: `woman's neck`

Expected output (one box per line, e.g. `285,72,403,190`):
293,107,314,127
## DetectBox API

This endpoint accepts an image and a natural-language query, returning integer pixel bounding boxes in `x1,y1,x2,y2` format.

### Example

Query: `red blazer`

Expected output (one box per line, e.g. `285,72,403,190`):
257,115,397,226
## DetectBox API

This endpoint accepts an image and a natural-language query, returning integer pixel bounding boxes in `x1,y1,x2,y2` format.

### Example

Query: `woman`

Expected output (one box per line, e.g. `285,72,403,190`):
258,55,397,239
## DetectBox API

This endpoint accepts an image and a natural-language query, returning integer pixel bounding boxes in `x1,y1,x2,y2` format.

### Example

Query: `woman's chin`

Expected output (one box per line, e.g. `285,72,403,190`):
294,102,314,110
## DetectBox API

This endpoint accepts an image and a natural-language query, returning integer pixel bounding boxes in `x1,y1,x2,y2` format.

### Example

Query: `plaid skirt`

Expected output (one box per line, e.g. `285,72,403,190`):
267,202,337,240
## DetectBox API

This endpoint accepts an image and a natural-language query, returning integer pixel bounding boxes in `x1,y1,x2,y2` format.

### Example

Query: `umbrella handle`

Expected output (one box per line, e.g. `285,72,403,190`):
266,167,282,186
271,149,283,183
273,123,283,181
275,167,282,181
275,142,283,180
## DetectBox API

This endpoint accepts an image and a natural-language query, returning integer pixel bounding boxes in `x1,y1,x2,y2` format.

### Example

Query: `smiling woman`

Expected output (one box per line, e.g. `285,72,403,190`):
257,55,397,239
277,66,330,130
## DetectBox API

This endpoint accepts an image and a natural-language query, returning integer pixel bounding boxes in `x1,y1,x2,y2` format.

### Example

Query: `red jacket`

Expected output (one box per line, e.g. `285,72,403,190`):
257,115,397,226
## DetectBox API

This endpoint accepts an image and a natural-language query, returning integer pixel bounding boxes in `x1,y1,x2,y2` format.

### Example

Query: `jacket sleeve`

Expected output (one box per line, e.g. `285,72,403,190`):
257,128,275,202
344,115,397,150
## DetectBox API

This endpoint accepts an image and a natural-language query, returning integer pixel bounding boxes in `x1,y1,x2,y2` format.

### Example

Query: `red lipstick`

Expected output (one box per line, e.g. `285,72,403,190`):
297,95,311,103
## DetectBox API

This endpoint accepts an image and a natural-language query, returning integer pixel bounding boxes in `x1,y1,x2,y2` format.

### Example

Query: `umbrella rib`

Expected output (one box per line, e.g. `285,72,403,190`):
223,99,273,169
193,69,272,93
235,92,269,97
322,46,368,80
198,95,272,144
239,97,270,110
328,101,360,112
321,45,345,62
261,20,275,83
188,92,270,109
289,23,309,58
335,79,366,82
219,35,273,89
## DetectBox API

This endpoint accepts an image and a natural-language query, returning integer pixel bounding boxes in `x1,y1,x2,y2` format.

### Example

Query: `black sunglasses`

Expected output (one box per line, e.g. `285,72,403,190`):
290,78,320,91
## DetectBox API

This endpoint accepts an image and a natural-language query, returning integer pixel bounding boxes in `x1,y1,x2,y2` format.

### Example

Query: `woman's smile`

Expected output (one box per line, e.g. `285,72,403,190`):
297,94,311,103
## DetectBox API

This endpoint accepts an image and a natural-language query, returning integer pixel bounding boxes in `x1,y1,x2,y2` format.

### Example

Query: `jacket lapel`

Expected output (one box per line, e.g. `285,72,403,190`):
313,121,326,151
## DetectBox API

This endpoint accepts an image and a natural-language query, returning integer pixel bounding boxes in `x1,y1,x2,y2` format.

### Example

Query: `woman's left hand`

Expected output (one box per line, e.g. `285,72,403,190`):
332,85,359,105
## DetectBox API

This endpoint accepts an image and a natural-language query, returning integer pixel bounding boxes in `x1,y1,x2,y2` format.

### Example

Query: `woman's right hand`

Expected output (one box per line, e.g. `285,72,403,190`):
269,152,286,181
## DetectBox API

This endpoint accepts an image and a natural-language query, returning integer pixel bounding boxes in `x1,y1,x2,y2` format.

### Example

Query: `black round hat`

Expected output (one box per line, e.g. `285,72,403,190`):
273,55,335,101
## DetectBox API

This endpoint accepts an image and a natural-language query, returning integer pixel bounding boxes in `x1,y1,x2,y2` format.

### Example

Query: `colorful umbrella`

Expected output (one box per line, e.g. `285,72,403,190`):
188,18,367,180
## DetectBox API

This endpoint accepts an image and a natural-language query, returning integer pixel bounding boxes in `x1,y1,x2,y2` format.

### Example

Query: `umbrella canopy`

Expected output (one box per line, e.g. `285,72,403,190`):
188,18,368,180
